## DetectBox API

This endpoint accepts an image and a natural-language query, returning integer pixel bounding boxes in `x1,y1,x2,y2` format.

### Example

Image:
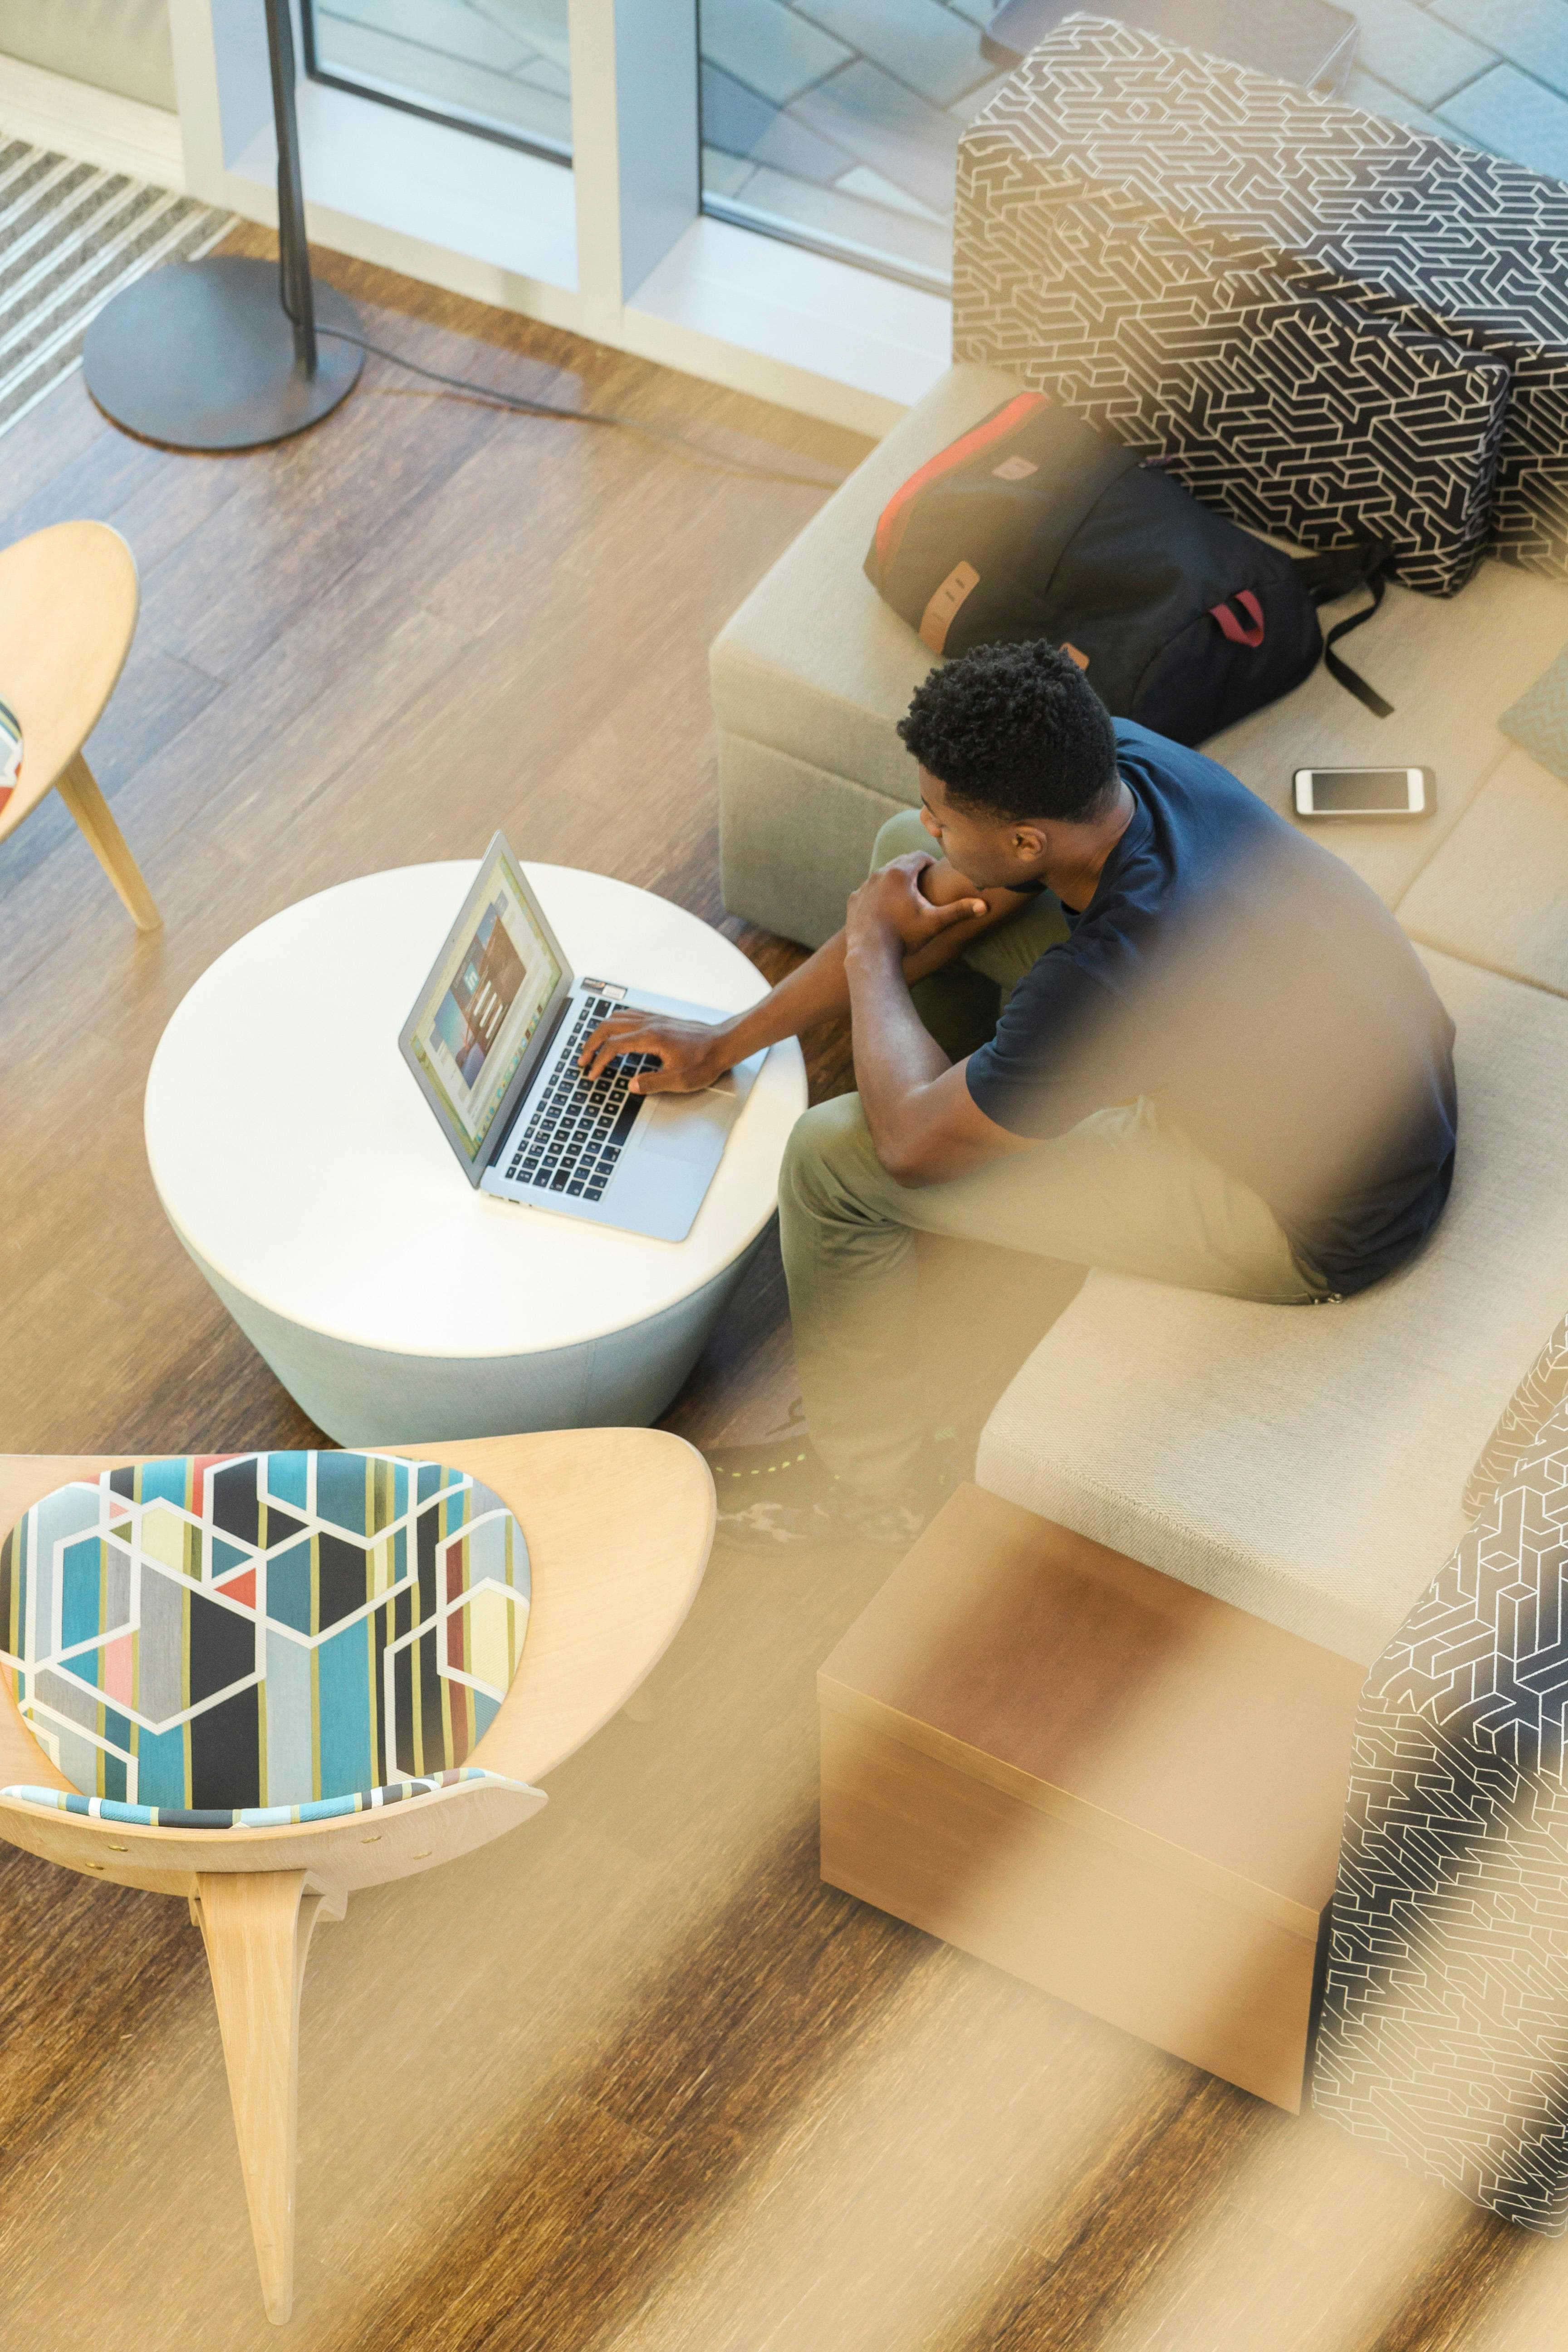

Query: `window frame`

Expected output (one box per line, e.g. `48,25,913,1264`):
168,0,953,436
298,0,574,169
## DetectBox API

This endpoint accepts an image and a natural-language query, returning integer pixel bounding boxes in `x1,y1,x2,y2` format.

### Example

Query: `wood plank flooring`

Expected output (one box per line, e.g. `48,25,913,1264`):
1,229,1566,2349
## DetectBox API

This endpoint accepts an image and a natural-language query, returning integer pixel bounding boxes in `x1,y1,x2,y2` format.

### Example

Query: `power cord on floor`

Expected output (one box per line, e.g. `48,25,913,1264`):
286,299,848,492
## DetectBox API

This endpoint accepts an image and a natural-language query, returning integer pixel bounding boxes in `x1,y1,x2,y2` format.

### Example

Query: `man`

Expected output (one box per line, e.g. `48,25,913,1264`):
581,642,1458,1548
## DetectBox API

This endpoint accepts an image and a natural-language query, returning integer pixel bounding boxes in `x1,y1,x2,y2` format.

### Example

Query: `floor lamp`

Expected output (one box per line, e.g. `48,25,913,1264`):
83,0,363,451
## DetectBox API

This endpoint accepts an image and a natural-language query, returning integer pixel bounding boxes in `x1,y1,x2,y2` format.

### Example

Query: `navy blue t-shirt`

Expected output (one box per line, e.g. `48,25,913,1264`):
964,722,1458,1294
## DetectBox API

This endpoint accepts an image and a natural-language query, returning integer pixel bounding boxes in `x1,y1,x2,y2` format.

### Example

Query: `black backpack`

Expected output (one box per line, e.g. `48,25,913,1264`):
865,392,1391,744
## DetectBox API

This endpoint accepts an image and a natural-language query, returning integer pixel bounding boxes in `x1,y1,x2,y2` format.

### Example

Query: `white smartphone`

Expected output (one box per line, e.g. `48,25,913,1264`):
1293,766,1434,819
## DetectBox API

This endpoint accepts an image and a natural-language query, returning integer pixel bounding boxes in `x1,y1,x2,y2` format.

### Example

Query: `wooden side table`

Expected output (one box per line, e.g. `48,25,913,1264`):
819,1485,1364,2108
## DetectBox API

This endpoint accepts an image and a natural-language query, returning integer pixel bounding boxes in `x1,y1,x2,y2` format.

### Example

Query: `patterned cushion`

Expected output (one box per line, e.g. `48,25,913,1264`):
1314,1395,1568,2231
1465,1312,1568,1522
953,15,1568,584
1501,649,1568,786
0,1453,530,1820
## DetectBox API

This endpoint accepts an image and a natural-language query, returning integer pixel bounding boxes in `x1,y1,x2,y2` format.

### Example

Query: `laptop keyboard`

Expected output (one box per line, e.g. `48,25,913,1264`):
502,996,659,1203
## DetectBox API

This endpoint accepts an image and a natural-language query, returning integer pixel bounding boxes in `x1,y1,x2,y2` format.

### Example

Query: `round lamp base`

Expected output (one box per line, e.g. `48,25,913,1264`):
83,257,364,452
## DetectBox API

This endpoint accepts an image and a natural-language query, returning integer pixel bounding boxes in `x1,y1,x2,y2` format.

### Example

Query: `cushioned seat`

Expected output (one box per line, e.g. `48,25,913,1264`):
714,363,1568,948
1399,745,1568,1000
975,951,1568,1665
0,1450,531,1826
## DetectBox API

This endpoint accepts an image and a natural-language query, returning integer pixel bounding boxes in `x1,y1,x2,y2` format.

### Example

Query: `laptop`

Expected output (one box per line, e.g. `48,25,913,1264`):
399,833,763,1243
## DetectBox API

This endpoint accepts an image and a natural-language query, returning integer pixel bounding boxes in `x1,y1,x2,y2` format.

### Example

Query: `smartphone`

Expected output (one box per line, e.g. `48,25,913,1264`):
1293,766,1434,820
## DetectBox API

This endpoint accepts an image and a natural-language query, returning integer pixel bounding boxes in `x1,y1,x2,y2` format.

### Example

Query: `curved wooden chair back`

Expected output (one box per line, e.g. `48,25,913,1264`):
0,521,160,927
0,1429,715,2322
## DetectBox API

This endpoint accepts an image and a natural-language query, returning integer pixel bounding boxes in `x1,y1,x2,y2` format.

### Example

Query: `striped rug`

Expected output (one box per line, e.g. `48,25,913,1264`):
0,138,231,440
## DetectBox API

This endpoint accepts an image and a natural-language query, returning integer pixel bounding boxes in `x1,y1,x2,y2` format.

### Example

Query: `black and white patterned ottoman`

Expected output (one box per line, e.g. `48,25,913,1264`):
953,15,1568,592
1313,1339,1568,2233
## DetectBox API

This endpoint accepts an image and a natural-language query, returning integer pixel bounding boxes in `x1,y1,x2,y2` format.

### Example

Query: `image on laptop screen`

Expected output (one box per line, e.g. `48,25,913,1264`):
406,840,564,1163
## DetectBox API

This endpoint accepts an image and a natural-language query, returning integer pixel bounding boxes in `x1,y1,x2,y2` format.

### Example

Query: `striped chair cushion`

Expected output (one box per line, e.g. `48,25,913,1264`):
0,1452,530,1821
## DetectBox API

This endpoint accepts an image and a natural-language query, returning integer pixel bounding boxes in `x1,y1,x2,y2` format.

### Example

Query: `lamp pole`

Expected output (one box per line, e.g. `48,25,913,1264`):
268,0,318,375
82,0,363,451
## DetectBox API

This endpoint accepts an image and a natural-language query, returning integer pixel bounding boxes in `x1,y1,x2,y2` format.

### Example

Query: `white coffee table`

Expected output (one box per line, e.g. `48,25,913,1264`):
145,862,808,1444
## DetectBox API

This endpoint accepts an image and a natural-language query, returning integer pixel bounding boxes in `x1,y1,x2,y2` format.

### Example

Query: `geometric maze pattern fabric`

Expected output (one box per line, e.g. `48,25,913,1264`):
0,1453,530,1826
953,17,1568,590
1313,1392,1568,2233
1465,1312,1568,1525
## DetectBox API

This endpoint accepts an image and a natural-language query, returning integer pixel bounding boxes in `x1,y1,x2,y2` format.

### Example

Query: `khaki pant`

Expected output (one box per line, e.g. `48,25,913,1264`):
779,809,1325,1499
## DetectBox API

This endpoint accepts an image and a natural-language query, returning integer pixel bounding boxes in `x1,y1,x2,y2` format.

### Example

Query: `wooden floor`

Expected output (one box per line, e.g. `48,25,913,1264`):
2,230,1567,2349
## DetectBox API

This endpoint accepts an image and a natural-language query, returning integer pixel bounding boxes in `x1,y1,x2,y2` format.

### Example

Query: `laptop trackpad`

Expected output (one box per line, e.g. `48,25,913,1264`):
637,1088,735,1164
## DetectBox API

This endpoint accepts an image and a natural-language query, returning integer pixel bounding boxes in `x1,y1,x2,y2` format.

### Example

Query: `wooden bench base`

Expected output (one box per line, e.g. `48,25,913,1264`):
818,1486,1363,2109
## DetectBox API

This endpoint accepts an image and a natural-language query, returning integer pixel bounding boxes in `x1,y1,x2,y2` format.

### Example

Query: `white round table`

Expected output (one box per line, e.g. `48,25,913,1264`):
145,862,808,1445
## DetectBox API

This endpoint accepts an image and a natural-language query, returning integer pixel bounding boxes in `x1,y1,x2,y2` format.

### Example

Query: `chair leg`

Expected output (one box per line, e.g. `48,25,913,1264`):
54,751,161,931
194,1871,332,2325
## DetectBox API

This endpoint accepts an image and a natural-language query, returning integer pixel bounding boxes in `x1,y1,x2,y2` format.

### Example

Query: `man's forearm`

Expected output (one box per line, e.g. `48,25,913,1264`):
703,931,854,1071
704,894,1004,1073
845,927,950,1166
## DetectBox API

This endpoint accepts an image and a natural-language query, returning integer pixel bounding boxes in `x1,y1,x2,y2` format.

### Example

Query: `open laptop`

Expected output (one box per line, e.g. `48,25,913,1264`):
399,833,763,1243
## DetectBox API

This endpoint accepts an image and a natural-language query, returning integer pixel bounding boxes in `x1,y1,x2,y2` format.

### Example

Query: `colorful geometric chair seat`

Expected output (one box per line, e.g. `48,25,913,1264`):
0,1450,531,1828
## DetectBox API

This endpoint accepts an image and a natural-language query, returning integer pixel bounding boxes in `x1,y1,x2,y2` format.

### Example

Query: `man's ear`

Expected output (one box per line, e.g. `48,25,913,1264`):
1009,824,1049,864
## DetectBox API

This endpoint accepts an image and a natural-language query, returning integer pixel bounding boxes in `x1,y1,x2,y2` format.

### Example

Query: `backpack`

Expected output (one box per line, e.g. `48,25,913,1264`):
864,392,1391,745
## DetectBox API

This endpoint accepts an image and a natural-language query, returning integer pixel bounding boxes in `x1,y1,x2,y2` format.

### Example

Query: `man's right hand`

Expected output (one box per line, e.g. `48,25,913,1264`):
578,1009,731,1095
848,853,989,960
875,852,1036,978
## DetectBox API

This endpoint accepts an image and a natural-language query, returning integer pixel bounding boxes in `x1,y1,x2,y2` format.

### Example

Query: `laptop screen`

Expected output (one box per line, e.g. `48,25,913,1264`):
402,836,567,1167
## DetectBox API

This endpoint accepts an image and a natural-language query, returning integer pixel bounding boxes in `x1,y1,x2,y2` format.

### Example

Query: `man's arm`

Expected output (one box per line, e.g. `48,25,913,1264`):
579,854,1032,1093
845,865,1036,1187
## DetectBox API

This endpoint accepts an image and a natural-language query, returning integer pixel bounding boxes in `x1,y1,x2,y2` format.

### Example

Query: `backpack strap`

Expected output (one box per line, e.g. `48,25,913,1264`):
1292,539,1390,603
1292,540,1395,720
1211,590,1266,647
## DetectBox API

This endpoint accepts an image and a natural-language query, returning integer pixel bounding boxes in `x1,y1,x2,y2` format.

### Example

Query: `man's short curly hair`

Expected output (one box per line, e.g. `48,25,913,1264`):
897,641,1118,823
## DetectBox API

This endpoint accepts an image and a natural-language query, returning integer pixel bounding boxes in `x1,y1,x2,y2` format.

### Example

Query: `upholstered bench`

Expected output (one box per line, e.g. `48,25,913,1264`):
714,346,1568,1669
715,192,1568,2151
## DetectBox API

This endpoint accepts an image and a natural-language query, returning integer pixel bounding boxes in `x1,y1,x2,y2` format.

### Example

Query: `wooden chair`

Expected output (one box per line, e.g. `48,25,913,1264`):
0,519,160,929
0,1428,714,2324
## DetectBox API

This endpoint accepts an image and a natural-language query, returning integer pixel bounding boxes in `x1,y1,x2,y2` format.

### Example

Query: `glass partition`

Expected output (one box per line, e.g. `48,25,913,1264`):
697,0,1007,289
303,0,572,159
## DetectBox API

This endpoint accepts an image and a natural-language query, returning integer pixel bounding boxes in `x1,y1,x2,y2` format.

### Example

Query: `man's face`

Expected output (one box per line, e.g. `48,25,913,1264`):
917,768,1048,890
